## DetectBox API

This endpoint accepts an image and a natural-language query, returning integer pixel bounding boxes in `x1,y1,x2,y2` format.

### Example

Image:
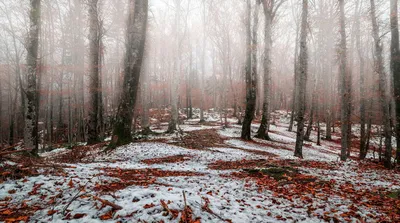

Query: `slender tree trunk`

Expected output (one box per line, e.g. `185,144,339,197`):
305,78,317,141
317,120,321,146
390,0,400,164
141,77,152,135
355,0,367,159
24,0,41,156
0,81,2,147
241,0,258,140
199,1,206,123
304,107,314,141
167,0,182,133
339,0,352,161
294,0,309,158
364,117,372,159
87,0,101,144
256,1,273,141
371,0,393,168
289,21,300,132
110,0,148,147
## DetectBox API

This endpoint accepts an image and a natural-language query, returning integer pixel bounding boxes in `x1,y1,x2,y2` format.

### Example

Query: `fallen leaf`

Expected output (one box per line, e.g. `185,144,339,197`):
144,203,155,209
99,211,113,220
68,179,74,188
47,210,57,216
73,213,86,219
1,209,12,215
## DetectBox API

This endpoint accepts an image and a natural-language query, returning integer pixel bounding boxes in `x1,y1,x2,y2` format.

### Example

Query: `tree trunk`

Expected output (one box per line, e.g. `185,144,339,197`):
305,78,317,141
339,0,352,161
24,0,41,156
199,1,207,123
304,107,314,141
355,0,367,159
390,0,400,164
167,0,182,133
256,1,273,141
317,120,321,146
289,20,300,132
87,0,101,144
72,0,85,143
241,0,258,140
294,0,309,158
371,0,393,168
110,0,148,147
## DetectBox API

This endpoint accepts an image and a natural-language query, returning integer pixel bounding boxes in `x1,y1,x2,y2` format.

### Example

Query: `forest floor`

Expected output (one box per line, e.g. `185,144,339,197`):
1,110,400,223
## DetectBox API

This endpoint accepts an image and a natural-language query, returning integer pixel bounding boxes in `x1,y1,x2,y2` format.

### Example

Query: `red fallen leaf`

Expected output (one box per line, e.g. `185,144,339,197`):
28,183,44,196
143,203,155,209
99,211,113,220
47,210,57,216
68,179,74,188
20,201,28,209
8,190,16,194
206,191,213,195
1,209,13,215
5,216,28,223
160,200,179,219
73,213,86,219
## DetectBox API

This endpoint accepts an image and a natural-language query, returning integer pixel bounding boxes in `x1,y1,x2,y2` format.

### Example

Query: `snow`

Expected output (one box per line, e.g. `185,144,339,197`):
1,110,399,222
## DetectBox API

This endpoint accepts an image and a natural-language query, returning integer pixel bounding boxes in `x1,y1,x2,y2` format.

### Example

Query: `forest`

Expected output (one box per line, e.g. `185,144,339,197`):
0,0,400,222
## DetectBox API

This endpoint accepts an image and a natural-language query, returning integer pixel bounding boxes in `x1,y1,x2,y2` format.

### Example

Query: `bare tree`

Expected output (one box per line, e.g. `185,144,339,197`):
110,0,148,147
87,0,102,144
355,0,368,159
256,0,284,140
241,0,259,140
24,0,41,155
339,0,352,161
390,0,400,164
293,0,308,158
370,0,393,168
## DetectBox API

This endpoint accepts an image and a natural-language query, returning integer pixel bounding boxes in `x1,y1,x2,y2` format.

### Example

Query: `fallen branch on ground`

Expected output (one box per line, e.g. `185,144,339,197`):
0,149,32,157
92,196,123,210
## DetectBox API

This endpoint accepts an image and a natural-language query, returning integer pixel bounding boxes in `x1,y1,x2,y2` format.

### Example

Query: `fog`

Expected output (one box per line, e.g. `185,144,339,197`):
0,0,397,164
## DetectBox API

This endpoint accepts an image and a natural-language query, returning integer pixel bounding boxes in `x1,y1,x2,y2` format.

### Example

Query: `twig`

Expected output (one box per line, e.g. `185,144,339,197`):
92,196,123,210
62,191,89,215
201,197,229,222
0,144,20,152
0,149,32,156
182,190,188,223
62,178,94,215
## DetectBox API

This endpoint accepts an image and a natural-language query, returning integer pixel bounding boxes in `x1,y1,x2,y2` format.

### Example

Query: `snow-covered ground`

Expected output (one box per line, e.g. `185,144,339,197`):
1,110,399,222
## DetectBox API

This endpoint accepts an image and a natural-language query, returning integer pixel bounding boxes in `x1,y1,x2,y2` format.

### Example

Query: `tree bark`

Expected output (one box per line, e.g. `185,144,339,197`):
87,0,101,144
294,0,308,158
24,0,41,156
390,0,400,164
110,0,148,147
256,0,274,141
305,77,317,141
354,0,367,159
289,18,300,132
339,0,352,161
371,0,393,168
241,0,258,140
167,0,182,133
